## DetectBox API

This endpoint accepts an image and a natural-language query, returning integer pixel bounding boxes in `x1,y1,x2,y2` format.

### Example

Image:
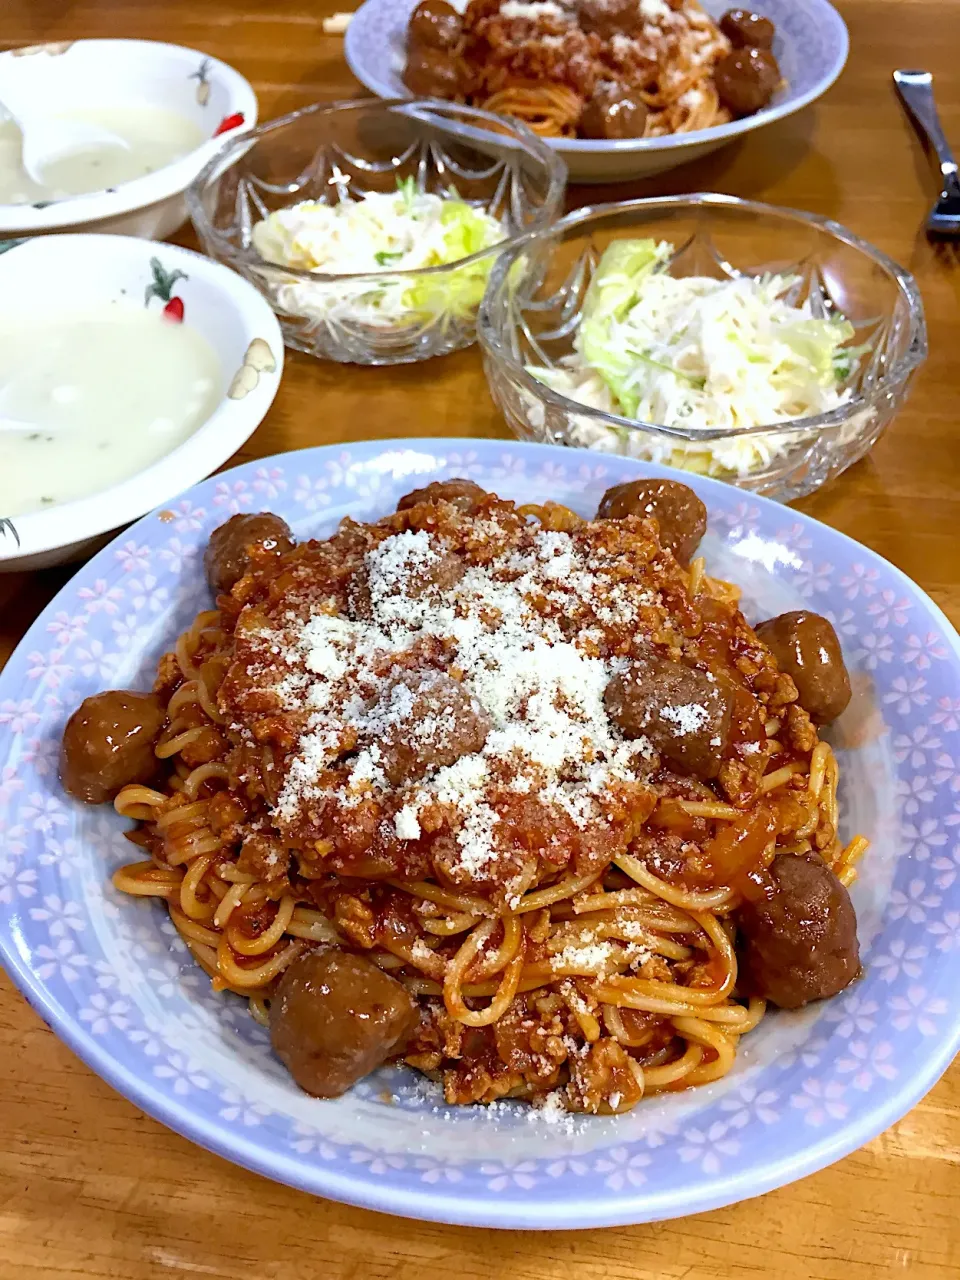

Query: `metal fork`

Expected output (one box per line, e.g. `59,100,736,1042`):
893,69,960,236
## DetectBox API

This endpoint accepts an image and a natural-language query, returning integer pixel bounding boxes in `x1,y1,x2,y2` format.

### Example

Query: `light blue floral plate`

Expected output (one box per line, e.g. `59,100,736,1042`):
344,0,849,182
1,439,959,1229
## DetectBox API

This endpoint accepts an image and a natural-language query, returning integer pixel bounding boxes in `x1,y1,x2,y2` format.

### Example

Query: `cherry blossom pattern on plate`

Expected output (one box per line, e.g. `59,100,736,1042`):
0,438,959,1230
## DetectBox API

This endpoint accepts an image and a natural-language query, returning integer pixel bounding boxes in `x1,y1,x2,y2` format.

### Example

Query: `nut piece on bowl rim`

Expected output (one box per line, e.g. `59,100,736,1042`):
0,39,258,240
186,97,567,366
477,193,928,502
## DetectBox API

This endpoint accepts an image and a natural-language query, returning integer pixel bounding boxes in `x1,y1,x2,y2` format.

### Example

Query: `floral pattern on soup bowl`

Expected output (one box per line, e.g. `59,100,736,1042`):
0,40,257,239
0,234,283,571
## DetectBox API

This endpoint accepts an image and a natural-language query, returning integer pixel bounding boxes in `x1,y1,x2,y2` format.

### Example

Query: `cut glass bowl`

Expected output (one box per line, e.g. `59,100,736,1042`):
478,195,927,500
187,98,566,366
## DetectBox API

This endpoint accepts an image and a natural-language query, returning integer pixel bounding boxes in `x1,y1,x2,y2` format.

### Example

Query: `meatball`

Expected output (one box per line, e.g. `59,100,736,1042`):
605,652,732,780
402,47,465,99
714,46,781,117
375,670,491,786
351,548,464,619
270,949,419,1097
60,690,166,804
737,852,860,1008
754,611,852,725
580,85,648,140
204,512,294,597
719,8,775,49
407,0,463,52
578,0,640,39
396,477,489,513
596,477,708,565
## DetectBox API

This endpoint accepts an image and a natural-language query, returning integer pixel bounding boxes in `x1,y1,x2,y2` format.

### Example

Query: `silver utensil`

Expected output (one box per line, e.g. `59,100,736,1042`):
893,69,960,236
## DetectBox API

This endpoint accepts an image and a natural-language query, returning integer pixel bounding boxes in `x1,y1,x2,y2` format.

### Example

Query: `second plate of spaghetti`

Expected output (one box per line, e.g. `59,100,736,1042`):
345,0,849,181
2,439,960,1228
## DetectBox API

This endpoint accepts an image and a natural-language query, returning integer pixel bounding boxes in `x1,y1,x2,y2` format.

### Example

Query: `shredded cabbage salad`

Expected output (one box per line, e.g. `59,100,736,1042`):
528,239,863,477
252,178,505,330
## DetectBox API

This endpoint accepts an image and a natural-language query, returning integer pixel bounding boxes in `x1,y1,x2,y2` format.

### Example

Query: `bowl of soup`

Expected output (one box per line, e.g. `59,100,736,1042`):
0,39,257,239
0,234,283,571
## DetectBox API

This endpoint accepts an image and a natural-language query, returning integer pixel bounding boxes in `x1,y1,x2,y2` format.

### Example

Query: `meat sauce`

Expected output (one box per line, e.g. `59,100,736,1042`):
214,487,787,897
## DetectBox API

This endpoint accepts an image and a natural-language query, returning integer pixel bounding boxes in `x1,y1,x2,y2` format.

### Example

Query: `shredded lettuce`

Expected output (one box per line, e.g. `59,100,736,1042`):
402,200,505,323
528,237,863,476
396,175,418,211
251,182,505,330
580,240,672,417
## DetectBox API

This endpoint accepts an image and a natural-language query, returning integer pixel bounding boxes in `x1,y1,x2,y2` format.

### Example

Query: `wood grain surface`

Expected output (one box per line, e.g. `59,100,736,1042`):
2,1,960,1276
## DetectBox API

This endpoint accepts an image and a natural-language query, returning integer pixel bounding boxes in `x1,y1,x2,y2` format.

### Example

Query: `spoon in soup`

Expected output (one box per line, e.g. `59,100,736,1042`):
0,84,129,187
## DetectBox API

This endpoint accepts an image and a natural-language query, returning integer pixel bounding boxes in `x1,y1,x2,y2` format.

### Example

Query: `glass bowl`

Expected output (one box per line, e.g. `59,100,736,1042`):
187,98,566,366
477,195,927,501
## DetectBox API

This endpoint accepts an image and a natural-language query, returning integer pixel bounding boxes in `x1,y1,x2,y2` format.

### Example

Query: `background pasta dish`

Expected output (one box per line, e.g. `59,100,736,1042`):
60,476,864,1115
402,0,782,140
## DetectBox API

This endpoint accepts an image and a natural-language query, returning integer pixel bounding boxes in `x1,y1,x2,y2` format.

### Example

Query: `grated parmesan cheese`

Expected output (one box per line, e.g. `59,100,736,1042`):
253,509,663,882
500,0,571,19
395,804,422,841
528,1089,576,1131
660,702,709,735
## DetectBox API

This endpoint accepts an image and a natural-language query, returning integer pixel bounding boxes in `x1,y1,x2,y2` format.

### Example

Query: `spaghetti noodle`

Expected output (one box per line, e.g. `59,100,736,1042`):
67,479,864,1115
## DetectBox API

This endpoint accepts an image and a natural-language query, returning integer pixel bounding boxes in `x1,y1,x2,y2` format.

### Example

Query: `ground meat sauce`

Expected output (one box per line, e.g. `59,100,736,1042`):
217,492,778,888
736,852,860,1008
204,512,295,597
60,691,166,803
596,478,708,565
754,611,852,725
270,949,419,1096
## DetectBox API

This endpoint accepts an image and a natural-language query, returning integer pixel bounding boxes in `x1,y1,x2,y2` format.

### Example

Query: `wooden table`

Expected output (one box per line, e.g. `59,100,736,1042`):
2,1,960,1276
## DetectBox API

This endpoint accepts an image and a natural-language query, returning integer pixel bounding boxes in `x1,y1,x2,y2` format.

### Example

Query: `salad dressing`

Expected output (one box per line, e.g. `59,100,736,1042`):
0,306,221,518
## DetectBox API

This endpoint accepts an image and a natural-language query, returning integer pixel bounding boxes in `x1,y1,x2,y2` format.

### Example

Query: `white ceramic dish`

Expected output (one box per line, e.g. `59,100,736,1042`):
0,40,257,238
345,0,849,184
0,234,283,571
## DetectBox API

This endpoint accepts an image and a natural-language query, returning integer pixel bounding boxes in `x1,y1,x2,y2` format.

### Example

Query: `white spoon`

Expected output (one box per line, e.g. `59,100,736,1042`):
0,84,129,187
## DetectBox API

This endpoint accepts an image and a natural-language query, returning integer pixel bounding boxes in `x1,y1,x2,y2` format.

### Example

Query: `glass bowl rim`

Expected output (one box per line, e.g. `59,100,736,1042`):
186,96,568,285
477,192,929,444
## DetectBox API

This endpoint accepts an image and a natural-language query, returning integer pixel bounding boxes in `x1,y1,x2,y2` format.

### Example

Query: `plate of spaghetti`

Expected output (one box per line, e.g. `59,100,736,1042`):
2,438,959,1229
344,0,848,181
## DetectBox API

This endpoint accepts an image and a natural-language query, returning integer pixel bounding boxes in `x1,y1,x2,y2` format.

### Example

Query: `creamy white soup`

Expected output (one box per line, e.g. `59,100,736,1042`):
0,305,222,518
0,105,204,204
